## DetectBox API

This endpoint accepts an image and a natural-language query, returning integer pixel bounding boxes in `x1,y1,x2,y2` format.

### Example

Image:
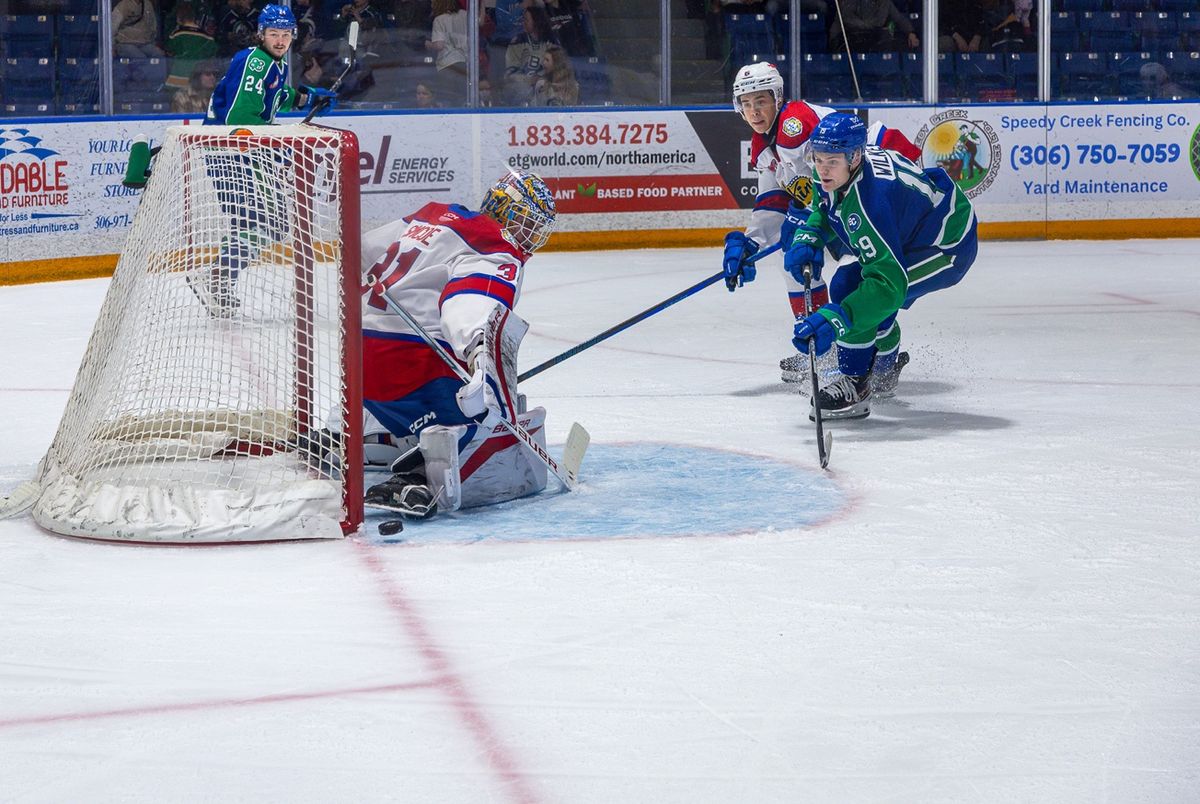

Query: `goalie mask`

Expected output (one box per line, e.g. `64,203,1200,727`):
481,170,557,253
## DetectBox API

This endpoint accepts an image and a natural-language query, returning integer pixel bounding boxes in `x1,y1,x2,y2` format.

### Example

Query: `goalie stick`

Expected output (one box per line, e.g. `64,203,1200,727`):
801,262,833,470
368,278,589,491
520,241,782,382
302,20,359,124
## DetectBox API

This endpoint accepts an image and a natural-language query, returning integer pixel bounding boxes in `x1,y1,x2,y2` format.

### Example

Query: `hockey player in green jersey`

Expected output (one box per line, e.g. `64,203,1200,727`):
786,112,978,420
205,4,336,125
190,4,337,316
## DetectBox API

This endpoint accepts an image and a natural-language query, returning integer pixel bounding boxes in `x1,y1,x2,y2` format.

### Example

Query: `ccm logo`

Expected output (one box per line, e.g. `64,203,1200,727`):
409,411,437,433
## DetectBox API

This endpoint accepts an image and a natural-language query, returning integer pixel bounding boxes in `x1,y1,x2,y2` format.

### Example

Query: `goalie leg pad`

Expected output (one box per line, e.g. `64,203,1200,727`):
457,407,549,509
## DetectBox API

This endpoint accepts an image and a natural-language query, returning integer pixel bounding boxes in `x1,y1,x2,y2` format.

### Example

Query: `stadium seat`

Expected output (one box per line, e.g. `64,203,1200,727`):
854,52,904,101
798,13,825,54
57,56,99,105
1059,0,1094,11
1059,51,1110,98
1140,28,1182,51
1090,30,1140,51
2,57,55,105
1006,52,1038,100
58,14,99,59
727,13,775,70
1112,51,1154,97
0,14,54,58
573,56,610,105
112,57,169,97
1051,14,1080,52
1166,50,1200,85
2,102,54,118
957,53,1009,100
800,52,850,102
1158,0,1193,11
1110,0,1153,10
1180,13,1200,49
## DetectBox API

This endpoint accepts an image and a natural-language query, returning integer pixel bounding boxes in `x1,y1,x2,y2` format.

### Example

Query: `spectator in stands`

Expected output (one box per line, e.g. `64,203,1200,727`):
415,81,440,107
478,77,495,106
486,0,528,83
216,0,260,56
336,0,384,40
543,0,592,57
939,0,988,53
293,0,322,52
505,5,555,105
113,0,167,58
427,0,469,104
166,2,218,91
1140,62,1188,99
827,0,919,53
533,43,579,105
171,58,221,112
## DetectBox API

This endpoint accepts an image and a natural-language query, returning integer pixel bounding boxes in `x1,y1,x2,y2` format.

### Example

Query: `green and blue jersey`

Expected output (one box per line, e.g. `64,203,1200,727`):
205,45,298,126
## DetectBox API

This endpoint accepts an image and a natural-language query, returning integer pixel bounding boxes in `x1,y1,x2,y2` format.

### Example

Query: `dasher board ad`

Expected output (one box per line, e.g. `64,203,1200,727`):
882,103,1200,222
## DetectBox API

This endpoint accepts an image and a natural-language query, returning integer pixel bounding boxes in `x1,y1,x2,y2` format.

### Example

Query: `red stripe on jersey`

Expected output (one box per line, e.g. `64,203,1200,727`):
440,274,517,310
363,335,462,401
754,190,791,213
404,202,529,263
878,127,922,162
774,101,823,151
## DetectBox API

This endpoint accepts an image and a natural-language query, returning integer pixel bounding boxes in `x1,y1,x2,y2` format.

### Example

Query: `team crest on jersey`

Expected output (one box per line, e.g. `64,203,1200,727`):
249,56,266,71
846,213,862,232
781,117,803,138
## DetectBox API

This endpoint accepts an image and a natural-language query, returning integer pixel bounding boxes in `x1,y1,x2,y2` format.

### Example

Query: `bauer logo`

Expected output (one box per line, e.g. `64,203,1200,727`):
915,109,1000,198
0,127,71,212
782,117,803,138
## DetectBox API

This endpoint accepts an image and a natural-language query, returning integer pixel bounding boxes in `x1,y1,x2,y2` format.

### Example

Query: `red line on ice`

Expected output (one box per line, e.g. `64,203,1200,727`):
352,540,540,804
0,679,440,728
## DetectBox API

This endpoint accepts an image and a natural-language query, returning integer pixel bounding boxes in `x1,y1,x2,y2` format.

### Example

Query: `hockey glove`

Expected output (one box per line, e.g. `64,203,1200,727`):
722,231,759,292
300,86,338,115
783,224,825,284
455,367,493,422
792,303,851,356
778,201,807,254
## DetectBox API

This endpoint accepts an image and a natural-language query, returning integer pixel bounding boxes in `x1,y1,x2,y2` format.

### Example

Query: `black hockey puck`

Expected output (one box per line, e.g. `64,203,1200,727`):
379,519,404,536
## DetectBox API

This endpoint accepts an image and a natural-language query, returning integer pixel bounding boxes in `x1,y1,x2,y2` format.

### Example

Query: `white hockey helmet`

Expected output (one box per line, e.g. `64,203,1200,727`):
732,61,785,115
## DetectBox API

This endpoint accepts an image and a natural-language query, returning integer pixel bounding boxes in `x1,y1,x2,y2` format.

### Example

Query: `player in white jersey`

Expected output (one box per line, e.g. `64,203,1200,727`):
360,170,557,519
720,62,923,383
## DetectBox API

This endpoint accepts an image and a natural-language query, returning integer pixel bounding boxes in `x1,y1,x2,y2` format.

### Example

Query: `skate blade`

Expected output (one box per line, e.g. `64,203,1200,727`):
366,501,438,520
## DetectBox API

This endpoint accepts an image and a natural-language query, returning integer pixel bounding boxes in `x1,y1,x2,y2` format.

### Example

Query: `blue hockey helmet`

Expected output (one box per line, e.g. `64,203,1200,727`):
258,4,297,35
808,112,868,160
481,169,557,252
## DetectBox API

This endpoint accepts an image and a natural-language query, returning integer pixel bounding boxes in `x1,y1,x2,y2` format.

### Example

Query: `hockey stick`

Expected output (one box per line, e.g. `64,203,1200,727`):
519,241,782,382
302,20,359,124
369,279,587,490
802,263,833,470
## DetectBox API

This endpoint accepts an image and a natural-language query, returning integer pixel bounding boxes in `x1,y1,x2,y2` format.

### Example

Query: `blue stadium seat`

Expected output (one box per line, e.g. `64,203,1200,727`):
1110,0,1153,10
854,52,904,100
1084,11,1128,31
1140,28,1182,51
937,52,957,99
801,52,850,102
1059,51,1110,97
1180,13,1200,49
1166,50,1200,85
1158,0,1193,11
1006,52,1038,99
0,14,54,58
1051,14,1080,51
112,57,169,97
2,57,55,104
116,100,171,115
899,52,954,99
58,101,100,115
2,102,54,117
572,56,610,105
1059,0,1094,11
798,13,825,53
1112,51,1153,96
1136,11,1180,34
57,14,99,58
727,13,775,70
957,53,1009,100
57,56,98,104
1091,30,1140,51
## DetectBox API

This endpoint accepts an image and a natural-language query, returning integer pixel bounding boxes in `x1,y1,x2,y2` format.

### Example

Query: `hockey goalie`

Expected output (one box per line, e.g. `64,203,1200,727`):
359,169,559,520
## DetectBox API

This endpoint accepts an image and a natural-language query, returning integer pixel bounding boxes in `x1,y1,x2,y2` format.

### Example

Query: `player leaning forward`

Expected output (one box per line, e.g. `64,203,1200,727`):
721,62,922,383
787,113,978,420
360,171,558,519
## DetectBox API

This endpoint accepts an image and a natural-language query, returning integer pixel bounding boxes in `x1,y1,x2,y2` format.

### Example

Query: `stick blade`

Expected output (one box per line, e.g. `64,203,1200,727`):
560,422,591,489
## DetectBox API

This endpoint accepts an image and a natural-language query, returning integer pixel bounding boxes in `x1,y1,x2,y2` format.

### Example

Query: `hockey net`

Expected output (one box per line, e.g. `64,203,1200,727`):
4,124,363,542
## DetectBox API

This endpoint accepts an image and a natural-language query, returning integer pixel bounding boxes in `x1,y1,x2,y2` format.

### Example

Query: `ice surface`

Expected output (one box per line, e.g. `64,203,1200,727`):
2,240,1199,802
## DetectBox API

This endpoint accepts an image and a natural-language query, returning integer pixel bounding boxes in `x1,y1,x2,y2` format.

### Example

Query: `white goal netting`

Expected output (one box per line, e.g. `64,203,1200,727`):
7,124,362,542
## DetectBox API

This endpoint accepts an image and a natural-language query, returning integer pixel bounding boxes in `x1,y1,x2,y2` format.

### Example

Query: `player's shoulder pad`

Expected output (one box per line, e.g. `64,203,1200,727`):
774,101,824,151
243,46,271,74
406,202,529,263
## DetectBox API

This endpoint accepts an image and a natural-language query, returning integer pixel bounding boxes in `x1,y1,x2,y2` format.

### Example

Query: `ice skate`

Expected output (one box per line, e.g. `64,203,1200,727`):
808,373,871,421
870,351,910,398
364,471,438,519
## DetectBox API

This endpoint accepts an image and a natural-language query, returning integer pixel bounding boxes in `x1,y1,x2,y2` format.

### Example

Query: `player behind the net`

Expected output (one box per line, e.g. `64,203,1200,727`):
786,112,978,420
359,170,559,520
720,61,923,386
189,3,338,317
